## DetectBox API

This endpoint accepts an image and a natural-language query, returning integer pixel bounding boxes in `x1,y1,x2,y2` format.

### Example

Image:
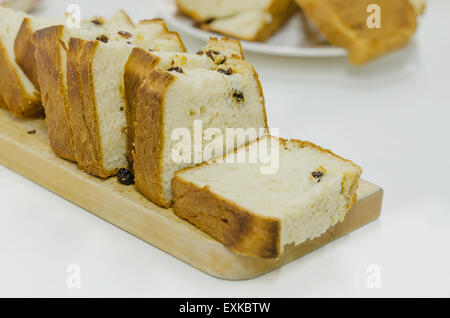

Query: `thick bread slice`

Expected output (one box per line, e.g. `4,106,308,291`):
33,11,135,161
177,0,297,42
0,7,42,117
172,136,362,259
295,0,418,65
68,20,186,177
123,37,245,166
134,61,268,208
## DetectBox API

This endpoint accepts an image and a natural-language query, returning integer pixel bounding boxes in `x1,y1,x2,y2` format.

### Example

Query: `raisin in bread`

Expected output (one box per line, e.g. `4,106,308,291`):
124,37,244,166
0,7,61,117
176,0,298,42
67,20,186,177
33,11,135,161
134,56,268,208
172,136,362,259
295,0,418,65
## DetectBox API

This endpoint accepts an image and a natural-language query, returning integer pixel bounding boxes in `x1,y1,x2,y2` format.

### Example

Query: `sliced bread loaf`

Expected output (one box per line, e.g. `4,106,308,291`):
134,58,268,208
172,136,362,258
295,0,418,65
124,37,244,166
176,0,298,41
68,20,186,177
0,7,59,117
33,11,135,161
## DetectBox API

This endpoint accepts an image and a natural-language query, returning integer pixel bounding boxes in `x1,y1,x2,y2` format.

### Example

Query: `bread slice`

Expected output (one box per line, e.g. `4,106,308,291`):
177,0,298,42
33,11,136,161
172,136,362,259
295,0,417,65
0,7,58,117
68,20,186,177
134,58,268,208
15,11,133,93
124,37,244,166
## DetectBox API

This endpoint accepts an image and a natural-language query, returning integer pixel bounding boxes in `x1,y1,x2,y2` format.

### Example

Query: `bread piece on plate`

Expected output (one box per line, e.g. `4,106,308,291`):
176,0,298,42
172,136,362,259
33,11,135,161
0,7,58,117
124,37,244,166
295,0,417,65
134,59,268,208
68,20,186,177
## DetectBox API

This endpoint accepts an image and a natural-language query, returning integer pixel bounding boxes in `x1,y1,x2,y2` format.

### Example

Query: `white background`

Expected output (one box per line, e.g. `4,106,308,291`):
1,0,449,297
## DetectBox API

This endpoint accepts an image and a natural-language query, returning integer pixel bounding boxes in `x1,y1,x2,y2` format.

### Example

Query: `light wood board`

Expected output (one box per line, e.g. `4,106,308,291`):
0,109,383,280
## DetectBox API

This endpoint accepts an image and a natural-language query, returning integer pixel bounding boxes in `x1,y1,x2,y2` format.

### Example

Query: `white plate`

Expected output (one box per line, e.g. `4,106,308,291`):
158,0,346,58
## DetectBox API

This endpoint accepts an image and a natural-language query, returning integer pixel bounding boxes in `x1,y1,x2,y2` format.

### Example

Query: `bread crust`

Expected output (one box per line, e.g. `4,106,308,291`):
0,39,42,117
0,94,7,109
67,39,109,178
15,18,40,90
296,0,417,65
172,176,281,259
138,18,187,53
34,26,76,162
124,48,160,167
134,68,176,208
172,136,362,259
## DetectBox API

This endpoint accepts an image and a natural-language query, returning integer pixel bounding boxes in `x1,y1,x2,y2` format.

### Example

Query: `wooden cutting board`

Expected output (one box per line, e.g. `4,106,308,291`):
0,109,383,280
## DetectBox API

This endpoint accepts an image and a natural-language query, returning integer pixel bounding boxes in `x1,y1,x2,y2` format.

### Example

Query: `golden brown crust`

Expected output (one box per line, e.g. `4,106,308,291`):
0,39,42,117
67,39,108,178
123,48,160,167
0,94,7,109
34,26,76,162
14,18,40,91
251,64,269,131
172,176,281,259
296,0,417,65
134,68,176,208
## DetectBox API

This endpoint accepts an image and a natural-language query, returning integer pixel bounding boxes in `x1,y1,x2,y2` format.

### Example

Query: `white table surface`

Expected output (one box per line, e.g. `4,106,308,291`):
1,0,449,298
